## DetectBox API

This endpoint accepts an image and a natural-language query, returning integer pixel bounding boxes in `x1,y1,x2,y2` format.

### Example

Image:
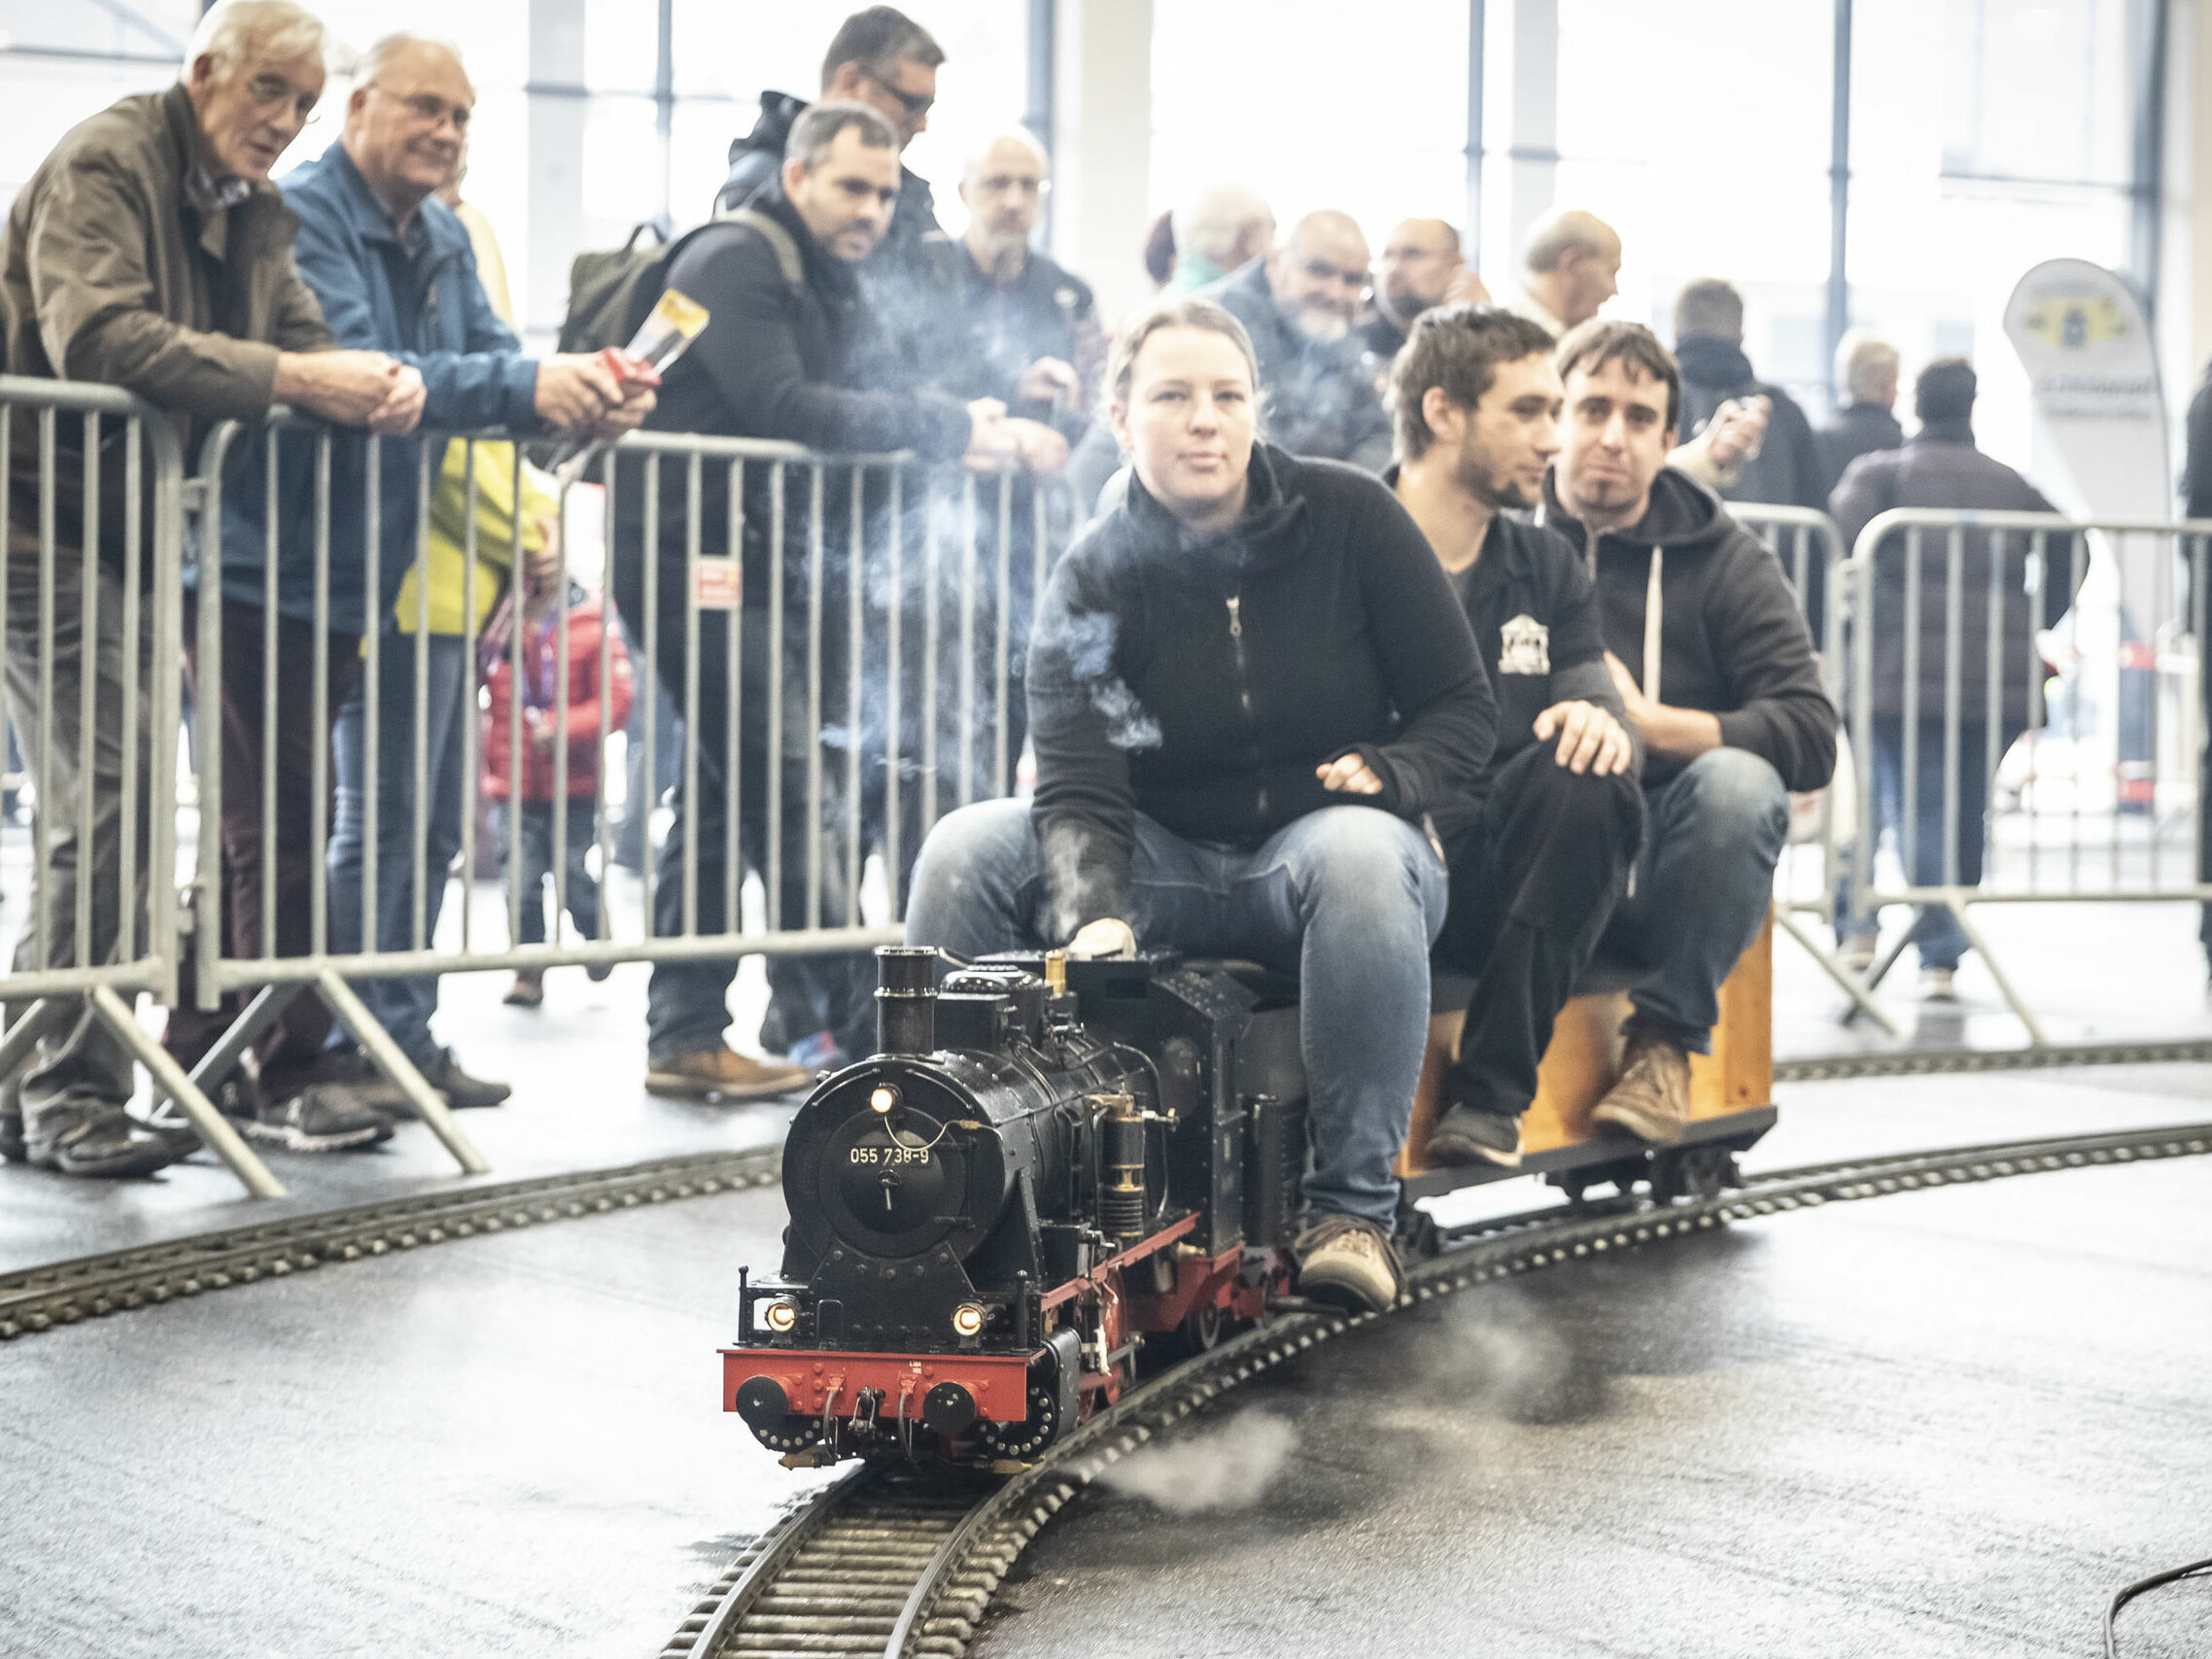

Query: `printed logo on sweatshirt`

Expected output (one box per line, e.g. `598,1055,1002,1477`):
1498,613,1550,675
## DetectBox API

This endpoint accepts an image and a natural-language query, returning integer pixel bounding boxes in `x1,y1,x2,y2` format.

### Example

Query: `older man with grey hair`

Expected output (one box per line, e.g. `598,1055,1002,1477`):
1818,328,1904,493
0,0,415,1178
1166,184,1275,295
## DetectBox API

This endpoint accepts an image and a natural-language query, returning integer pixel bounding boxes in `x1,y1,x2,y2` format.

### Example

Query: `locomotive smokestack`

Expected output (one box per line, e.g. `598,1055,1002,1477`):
875,947,939,1055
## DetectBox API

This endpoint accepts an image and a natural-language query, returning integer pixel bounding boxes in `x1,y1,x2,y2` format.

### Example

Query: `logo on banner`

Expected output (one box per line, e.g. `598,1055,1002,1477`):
693,558,741,610
1498,613,1550,675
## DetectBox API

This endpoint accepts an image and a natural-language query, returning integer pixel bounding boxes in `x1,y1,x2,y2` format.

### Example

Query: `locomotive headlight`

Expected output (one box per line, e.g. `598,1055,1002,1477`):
868,1085,900,1115
762,1298,798,1333
950,1302,986,1337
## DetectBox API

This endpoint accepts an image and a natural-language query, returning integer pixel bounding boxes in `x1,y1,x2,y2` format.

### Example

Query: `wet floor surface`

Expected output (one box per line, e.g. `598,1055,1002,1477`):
5,1067,2210,1658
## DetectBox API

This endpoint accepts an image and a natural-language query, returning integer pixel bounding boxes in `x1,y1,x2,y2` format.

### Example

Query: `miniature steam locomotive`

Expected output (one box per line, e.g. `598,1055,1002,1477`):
723,940,1778,1469
724,946,1309,1468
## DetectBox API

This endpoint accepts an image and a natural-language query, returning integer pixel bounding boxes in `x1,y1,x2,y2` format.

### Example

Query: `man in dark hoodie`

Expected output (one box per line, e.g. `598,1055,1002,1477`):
1542,320,1837,1145
1673,278,1826,513
714,7,947,379
1388,306,1644,1170
612,101,1062,1104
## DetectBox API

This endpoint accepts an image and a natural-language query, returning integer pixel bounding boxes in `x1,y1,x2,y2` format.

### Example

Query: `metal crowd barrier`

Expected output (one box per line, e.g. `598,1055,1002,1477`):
1728,503,1899,1035
180,412,1075,1183
1835,508,2211,1044
0,375,282,1197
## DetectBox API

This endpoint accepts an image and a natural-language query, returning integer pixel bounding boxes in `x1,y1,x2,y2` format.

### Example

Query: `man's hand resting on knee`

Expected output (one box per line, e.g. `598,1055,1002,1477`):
1534,700,1634,777
1065,917,1137,959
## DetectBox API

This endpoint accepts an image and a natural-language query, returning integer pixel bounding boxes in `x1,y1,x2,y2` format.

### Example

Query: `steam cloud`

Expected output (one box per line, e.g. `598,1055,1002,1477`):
1096,1409,1296,1514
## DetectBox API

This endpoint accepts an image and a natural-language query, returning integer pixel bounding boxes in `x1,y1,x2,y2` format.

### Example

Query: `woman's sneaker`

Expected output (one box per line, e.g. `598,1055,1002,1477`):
246,1085,394,1152
1294,1214,1405,1314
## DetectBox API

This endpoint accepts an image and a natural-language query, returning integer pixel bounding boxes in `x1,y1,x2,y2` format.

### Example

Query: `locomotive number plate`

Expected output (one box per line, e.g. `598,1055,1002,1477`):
847,1145,935,1167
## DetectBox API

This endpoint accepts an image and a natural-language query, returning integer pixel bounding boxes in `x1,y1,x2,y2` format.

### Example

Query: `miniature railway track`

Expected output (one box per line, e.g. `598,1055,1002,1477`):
7,1038,2205,1345
664,1117,2212,1659
0,1144,783,1341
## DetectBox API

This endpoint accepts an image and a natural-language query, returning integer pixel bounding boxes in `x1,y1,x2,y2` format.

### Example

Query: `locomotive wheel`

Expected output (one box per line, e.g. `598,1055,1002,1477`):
975,1382,1062,1460
1182,1302,1224,1352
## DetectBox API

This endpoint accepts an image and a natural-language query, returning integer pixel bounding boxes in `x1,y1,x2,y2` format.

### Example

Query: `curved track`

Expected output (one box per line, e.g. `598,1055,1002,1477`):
662,1118,2212,1659
0,1145,783,1340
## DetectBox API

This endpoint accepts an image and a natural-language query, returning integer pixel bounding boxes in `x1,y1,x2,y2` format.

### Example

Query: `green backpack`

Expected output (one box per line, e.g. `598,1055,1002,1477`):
556,210,804,355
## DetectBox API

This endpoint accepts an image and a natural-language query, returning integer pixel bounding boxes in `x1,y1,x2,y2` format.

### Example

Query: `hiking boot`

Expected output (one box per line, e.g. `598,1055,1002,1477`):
1918,966,1957,1002
1425,1104,1523,1169
417,1047,511,1110
504,969,545,1007
1592,1028,1693,1147
1294,1214,1405,1314
25,1106,189,1178
645,1045,812,1103
243,1085,394,1153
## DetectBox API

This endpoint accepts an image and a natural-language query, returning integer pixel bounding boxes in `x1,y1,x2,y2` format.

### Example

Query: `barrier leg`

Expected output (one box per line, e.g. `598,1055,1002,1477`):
86,985,285,1199
314,969,489,1176
1940,895,2050,1049
1840,929,1913,1026
1775,909,1903,1038
146,981,307,1116
0,997,73,1083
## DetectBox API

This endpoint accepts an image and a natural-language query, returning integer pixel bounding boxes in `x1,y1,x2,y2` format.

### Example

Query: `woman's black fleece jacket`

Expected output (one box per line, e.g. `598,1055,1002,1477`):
1027,444,1496,933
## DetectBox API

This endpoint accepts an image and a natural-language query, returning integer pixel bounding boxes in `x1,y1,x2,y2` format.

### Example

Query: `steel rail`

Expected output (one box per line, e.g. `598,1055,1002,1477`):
0,1144,783,1340
665,1116,2212,1659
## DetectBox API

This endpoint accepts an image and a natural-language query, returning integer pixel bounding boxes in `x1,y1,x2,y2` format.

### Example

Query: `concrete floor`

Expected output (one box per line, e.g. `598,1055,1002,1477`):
4,1066,2209,1658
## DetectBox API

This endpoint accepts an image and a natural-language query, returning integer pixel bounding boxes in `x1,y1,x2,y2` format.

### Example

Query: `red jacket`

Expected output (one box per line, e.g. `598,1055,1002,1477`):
482,594,635,801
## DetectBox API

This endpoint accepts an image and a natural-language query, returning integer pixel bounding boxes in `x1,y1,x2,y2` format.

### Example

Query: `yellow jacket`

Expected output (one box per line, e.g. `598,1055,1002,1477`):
394,438,554,635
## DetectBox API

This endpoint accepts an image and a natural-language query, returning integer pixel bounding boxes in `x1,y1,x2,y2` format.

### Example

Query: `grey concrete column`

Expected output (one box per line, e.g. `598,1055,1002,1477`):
1503,0,1558,270
1050,0,1152,323
525,0,587,349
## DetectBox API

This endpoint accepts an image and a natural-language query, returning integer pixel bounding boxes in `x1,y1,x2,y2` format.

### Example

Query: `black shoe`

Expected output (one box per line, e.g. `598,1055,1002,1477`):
0,1098,24,1164
26,1106,190,1178
418,1047,510,1110
1426,1105,1523,1169
245,1085,394,1152
584,960,613,984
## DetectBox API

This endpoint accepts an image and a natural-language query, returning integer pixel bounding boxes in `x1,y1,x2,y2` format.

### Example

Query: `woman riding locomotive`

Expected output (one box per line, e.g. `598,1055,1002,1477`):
905,297,1496,1314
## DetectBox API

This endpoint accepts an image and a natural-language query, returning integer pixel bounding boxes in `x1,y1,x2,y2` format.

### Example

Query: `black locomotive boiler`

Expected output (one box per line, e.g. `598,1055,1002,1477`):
724,946,1310,1468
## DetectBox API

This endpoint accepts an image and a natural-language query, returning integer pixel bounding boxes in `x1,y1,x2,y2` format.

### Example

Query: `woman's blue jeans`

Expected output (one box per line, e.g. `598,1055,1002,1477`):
904,799,1448,1227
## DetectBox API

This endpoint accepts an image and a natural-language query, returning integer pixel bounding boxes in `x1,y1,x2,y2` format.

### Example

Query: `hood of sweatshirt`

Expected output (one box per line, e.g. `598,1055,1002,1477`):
1674,333,1757,392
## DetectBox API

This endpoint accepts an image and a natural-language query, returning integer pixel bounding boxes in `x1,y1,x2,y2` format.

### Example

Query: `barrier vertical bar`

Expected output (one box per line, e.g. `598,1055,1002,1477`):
806,464,825,930
362,437,383,956
506,445,530,948
551,455,575,951
2193,534,2208,900
411,440,441,952
143,416,183,1010
261,428,281,960
1901,526,1921,906
884,467,904,916
75,411,99,973
766,463,785,930
194,428,229,1009
118,421,140,965
724,461,743,947
310,432,331,957
921,476,939,835
847,467,864,927
2069,530,2086,893
455,445,483,955
34,408,54,972
958,474,977,808
1984,527,2004,893
1941,525,1963,891
594,450,615,947
682,452,703,938
2027,529,2047,893
994,471,1013,798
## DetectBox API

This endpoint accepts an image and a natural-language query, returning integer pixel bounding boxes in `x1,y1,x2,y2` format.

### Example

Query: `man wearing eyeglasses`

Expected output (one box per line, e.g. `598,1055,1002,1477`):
1201,210,1394,470
715,7,948,265
159,31,655,1150
0,0,419,1178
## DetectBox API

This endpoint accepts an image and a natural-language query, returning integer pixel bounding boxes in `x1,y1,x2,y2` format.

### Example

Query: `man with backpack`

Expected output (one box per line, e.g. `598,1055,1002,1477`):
609,100,1065,1101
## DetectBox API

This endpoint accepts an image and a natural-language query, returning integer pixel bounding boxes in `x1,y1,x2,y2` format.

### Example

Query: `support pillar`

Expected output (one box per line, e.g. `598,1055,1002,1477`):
1050,0,1152,324
526,0,588,345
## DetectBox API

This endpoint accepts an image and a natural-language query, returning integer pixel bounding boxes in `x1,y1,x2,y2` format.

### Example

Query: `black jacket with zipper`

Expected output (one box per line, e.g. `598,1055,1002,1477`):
1029,445,1496,930
1539,467,1836,794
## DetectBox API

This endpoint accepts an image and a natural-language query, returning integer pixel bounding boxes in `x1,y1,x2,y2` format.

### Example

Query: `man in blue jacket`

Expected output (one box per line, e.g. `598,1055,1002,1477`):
165,32,652,1151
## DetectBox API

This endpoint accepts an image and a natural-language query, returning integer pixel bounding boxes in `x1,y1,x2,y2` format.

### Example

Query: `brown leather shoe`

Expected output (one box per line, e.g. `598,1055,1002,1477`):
1592,1028,1693,1146
503,969,544,1007
645,1045,813,1102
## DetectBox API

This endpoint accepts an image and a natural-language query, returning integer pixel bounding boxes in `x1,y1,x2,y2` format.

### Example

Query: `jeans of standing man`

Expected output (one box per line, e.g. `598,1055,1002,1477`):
904,797,1449,1227
164,599,362,1103
326,632,470,1066
642,605,852,1064
492,797,604,945
1600,747,1789,1053
0,546,155,1134
1832,714,2014,973
1435,746,1644,1119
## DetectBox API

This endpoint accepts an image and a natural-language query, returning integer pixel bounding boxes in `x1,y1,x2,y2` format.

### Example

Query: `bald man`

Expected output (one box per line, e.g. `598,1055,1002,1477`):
1363,218,1490,361
1203,209,1393,467
933,129,1102,441
1508,208,1621,337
